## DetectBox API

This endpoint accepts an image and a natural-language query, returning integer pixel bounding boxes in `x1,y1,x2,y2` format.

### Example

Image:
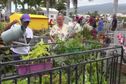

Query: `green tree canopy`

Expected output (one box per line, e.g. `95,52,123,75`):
56,2,66,12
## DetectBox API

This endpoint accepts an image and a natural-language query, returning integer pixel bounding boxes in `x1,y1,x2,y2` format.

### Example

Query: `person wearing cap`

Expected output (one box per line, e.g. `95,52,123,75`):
5,14,33,60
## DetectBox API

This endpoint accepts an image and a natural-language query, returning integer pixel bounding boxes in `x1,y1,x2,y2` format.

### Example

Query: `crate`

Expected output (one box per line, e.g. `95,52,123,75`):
16,61,52,75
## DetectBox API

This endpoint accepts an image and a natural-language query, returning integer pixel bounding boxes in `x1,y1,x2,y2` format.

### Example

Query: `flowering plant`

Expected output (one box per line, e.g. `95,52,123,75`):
117,33,126,53
117,33,124,44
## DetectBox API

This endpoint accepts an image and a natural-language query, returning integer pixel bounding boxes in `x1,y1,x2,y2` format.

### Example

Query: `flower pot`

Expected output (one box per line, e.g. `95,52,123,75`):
16,62,52,75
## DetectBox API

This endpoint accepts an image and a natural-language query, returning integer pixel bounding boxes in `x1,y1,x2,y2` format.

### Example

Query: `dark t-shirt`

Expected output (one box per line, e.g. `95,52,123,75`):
111,18,117,31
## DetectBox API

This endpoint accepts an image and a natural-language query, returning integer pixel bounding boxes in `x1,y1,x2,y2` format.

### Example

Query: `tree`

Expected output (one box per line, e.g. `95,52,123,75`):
93,11,99,16
58,0,66,3
113,0,118,14
72,0,94,15
16,0,26,10
87,11,91,15
66,0,70,16
0,0,8,8
31,0,42,8
37,0,57,16
15,0,43,10
56,2,66,12
0,0,13,15
41,0,67,16
41,0,46,7
46,0,49,17
50,0,57,8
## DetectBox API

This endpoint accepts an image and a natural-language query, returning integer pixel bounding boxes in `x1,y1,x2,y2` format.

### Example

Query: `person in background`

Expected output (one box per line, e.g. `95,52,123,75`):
91,27,97,39
111,14,117,31
97,18,104,32
50,14,69,42
68,16,81,38
88,16,96,28
89,16,97,39
5,14,33,60
49,19,54,28
78,16,84,26
95,16,99,23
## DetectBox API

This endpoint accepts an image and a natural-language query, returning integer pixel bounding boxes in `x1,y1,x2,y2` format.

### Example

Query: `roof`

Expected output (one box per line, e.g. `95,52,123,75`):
40,7,58,12
10,13,48,19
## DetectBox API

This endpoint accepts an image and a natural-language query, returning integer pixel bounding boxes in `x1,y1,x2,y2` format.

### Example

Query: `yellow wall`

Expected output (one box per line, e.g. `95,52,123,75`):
9,13,49,30
28,18,48,30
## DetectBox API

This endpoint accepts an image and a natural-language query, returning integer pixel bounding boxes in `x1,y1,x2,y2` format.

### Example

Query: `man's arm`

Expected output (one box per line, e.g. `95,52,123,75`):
26,38,31,44
4,20,19,31
12,38,31,46
50,35,55,43
49,25,56,43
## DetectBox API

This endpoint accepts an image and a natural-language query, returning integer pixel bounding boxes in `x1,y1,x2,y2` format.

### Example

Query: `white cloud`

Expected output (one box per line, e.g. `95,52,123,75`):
11,0,126,12
70,0,126,7
77,0,126,7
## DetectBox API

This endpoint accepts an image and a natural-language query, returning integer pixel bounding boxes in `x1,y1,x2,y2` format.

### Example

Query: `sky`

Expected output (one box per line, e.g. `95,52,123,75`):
76,0,126,7
11,0,126,12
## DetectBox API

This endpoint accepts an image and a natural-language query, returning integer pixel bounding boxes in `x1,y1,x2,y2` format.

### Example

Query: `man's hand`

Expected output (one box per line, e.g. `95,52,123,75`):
4,20,20,31
50,36,55,43
12,20,20,25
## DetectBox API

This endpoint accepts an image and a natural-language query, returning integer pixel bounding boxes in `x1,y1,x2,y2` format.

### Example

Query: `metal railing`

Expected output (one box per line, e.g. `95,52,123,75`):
0,46,123,84
0,40,101,61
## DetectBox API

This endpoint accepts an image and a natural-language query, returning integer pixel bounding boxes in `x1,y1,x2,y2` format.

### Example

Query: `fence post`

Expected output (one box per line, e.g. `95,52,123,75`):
0,63,1,84
118,46,123,84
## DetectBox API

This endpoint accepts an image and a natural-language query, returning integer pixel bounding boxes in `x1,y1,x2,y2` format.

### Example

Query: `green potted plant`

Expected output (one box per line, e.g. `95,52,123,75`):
16,41,52,75
0,22,4,46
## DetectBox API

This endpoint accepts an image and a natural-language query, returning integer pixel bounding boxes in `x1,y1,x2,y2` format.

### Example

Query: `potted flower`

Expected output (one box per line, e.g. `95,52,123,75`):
16,41,52,75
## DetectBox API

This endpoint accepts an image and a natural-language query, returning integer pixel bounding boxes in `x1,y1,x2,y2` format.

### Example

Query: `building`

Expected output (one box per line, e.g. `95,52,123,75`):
39,7,59,21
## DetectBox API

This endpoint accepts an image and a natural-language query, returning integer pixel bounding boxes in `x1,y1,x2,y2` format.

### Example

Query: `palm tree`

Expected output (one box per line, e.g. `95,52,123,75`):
13,0,18,12
72,0,78,15
54,0,69,16
46,0,50,17
41,0,57,17
66,0,70,16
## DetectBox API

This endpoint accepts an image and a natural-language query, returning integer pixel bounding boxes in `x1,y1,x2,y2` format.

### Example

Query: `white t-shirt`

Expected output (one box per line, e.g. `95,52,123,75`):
50,24,69,41
11,24,33,54
68,21,81,34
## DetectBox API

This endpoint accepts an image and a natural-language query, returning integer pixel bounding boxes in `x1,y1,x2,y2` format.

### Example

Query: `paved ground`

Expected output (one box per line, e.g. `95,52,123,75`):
120,74,126,84
104,23,126,84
